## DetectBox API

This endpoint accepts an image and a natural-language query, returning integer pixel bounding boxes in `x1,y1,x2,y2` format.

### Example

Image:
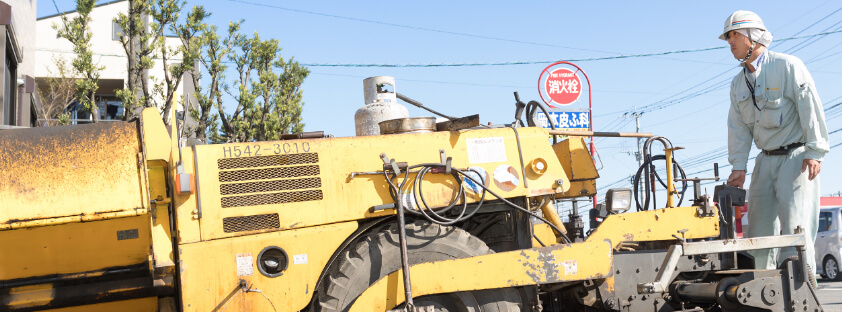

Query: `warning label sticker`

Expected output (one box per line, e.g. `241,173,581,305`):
293,254,308,265
562,260,577,275
466,137,507,164
236,253,254,277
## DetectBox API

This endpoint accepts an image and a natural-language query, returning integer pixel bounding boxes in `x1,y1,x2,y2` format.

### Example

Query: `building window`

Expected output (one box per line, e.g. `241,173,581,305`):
112,21,123,41
2,45,16,125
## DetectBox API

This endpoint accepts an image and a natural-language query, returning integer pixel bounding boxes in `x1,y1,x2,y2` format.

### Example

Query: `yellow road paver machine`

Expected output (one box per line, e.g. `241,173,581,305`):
0,92,824,311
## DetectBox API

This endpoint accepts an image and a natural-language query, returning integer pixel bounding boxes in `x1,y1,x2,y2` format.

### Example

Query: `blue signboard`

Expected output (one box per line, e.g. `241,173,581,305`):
535,110,590,129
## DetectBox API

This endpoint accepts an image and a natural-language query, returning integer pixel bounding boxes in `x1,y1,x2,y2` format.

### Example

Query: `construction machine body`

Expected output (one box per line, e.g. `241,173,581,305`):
0,107,822,312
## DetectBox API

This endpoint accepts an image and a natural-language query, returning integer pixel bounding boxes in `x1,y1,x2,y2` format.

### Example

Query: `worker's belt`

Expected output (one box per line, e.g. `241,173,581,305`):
762,142,805,156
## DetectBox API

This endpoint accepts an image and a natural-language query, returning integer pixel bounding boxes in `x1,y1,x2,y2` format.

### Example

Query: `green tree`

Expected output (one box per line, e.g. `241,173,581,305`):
149,0,195,127
216,28,309,142
54,0,103,123
114,0,155,120
190,19,240,143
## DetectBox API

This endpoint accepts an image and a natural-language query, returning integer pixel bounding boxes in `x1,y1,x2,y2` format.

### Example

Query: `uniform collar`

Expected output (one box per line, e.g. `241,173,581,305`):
751,50,767,77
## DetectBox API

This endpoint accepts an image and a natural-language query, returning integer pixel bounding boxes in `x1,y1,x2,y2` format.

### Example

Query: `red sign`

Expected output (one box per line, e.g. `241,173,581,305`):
544,68,581,106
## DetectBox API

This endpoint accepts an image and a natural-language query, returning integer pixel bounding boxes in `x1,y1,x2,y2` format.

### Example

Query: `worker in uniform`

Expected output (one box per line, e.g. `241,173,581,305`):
721,10,830,274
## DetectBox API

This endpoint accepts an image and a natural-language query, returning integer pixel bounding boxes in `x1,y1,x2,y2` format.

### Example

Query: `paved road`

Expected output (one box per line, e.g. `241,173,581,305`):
818,277,842,312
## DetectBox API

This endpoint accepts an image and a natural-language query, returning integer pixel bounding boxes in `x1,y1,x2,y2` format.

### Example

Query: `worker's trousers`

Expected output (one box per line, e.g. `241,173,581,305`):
746,146,820,273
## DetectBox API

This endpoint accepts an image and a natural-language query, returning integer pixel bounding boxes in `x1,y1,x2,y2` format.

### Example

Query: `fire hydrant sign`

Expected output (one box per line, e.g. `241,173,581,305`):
536,110,590,129
544,68,581,106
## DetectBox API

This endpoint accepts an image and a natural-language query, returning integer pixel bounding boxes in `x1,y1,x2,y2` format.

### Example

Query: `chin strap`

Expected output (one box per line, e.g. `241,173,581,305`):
741,31,757,66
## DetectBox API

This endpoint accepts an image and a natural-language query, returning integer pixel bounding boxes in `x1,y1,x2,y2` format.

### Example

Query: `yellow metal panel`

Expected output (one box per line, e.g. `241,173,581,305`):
0,215,151,280
552,137,599,181
586,206,720,249
349,239,613,312
559,180,597,198
44,297,157,312
140,107,172,162
0,122,146,229
173,147,201,244
178,221,357,312
147,162,175,269
532,223,559,246
193,127,570,240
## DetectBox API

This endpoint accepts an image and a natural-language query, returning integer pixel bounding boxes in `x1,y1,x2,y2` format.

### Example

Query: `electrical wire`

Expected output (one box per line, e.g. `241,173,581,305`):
228,0,618,54
35,29,842,68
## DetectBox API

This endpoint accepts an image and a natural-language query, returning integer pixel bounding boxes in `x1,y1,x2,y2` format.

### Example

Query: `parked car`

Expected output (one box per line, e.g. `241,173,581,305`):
817,205,842,281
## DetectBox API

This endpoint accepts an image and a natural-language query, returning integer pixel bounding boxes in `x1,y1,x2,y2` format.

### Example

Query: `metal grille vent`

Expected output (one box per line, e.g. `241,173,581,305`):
221,190,324,208
218,153,318,170
219,165,320,182
223,213,280,233
220,177,322,195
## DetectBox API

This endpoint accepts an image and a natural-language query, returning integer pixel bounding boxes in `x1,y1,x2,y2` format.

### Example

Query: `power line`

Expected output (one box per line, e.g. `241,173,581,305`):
227,0,618,54
302,29,842,67
37,29,842,68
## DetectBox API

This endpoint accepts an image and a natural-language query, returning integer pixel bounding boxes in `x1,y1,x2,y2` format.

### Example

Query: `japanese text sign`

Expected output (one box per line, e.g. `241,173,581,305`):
535,110,590,129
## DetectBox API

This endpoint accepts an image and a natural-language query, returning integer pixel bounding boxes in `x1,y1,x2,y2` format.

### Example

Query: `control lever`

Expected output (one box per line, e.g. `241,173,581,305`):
675,163,721,202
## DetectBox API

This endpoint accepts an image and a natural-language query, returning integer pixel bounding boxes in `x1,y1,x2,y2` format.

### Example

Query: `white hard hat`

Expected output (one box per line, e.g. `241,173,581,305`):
719,10,766,41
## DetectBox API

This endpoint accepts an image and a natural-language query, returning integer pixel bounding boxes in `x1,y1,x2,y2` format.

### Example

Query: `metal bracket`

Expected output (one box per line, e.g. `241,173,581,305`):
439,149,452,174
696,194,716,217
638,233,808,294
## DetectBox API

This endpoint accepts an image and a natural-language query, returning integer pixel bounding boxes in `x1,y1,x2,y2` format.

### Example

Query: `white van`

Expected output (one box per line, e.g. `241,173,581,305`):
817,205,842,280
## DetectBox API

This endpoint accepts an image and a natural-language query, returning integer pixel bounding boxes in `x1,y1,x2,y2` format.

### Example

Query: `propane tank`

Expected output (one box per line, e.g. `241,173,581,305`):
355,76,409,136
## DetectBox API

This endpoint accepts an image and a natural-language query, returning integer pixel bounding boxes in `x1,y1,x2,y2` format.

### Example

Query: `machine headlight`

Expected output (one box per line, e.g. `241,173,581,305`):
606,188,632,214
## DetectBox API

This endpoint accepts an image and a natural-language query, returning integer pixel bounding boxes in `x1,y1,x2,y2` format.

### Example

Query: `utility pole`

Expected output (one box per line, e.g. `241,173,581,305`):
621,108,644,167
621,108,644,204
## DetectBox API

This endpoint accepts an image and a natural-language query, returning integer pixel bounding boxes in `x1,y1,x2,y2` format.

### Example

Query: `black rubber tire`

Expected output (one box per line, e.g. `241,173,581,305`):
317,220,523,312
824,256,841,281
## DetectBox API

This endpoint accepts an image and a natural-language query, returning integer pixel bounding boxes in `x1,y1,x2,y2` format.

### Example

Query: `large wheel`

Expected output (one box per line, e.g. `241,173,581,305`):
824,257,841,281
318,220,523,312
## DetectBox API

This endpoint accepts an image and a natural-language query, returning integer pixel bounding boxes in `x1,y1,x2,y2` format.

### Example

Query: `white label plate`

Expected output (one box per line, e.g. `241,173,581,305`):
236,253,254,277
293,254,308,265
466,137,506,164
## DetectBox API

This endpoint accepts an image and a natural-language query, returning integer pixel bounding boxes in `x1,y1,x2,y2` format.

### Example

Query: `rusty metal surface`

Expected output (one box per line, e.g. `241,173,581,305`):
0,122,145,229
435,114,480,131
378,117,436,134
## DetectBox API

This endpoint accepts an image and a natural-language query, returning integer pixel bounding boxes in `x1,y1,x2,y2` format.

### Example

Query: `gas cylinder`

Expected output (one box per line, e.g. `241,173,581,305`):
355,76,409,136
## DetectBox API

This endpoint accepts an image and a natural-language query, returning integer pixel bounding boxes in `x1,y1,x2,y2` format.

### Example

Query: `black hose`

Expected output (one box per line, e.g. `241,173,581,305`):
632,155,688,211
524,100,558,145
383,163,572,244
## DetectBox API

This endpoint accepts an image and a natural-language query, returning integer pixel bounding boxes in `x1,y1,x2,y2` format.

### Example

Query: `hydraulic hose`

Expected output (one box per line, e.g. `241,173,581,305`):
383,163,572,244
632,155,688,211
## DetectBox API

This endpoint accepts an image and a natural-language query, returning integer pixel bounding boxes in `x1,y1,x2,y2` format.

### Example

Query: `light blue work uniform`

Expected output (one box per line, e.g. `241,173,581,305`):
728,50,830,272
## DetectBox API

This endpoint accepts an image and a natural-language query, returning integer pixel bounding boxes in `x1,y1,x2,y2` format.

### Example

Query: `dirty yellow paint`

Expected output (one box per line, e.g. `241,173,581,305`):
192,127,570,241
4,284,54,309
173,147,201,244
178,221,357,312
140,107,173,163
44,297,158,312
0,122,146,230
349,239,613,312
586,206,720,249
0,215,151,280
552,137,599,181
552,138,598,198
532,223,559,246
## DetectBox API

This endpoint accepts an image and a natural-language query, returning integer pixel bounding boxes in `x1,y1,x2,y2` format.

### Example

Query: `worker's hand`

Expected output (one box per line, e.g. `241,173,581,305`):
727,170,746,188
802,159,821,181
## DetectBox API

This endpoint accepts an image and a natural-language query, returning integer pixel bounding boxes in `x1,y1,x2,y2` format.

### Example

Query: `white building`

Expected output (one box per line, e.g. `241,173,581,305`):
35,0,191,122
0,0,39,129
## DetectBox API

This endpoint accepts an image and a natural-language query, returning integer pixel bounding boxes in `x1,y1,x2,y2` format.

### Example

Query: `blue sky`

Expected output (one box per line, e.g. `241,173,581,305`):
40,1,842,215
